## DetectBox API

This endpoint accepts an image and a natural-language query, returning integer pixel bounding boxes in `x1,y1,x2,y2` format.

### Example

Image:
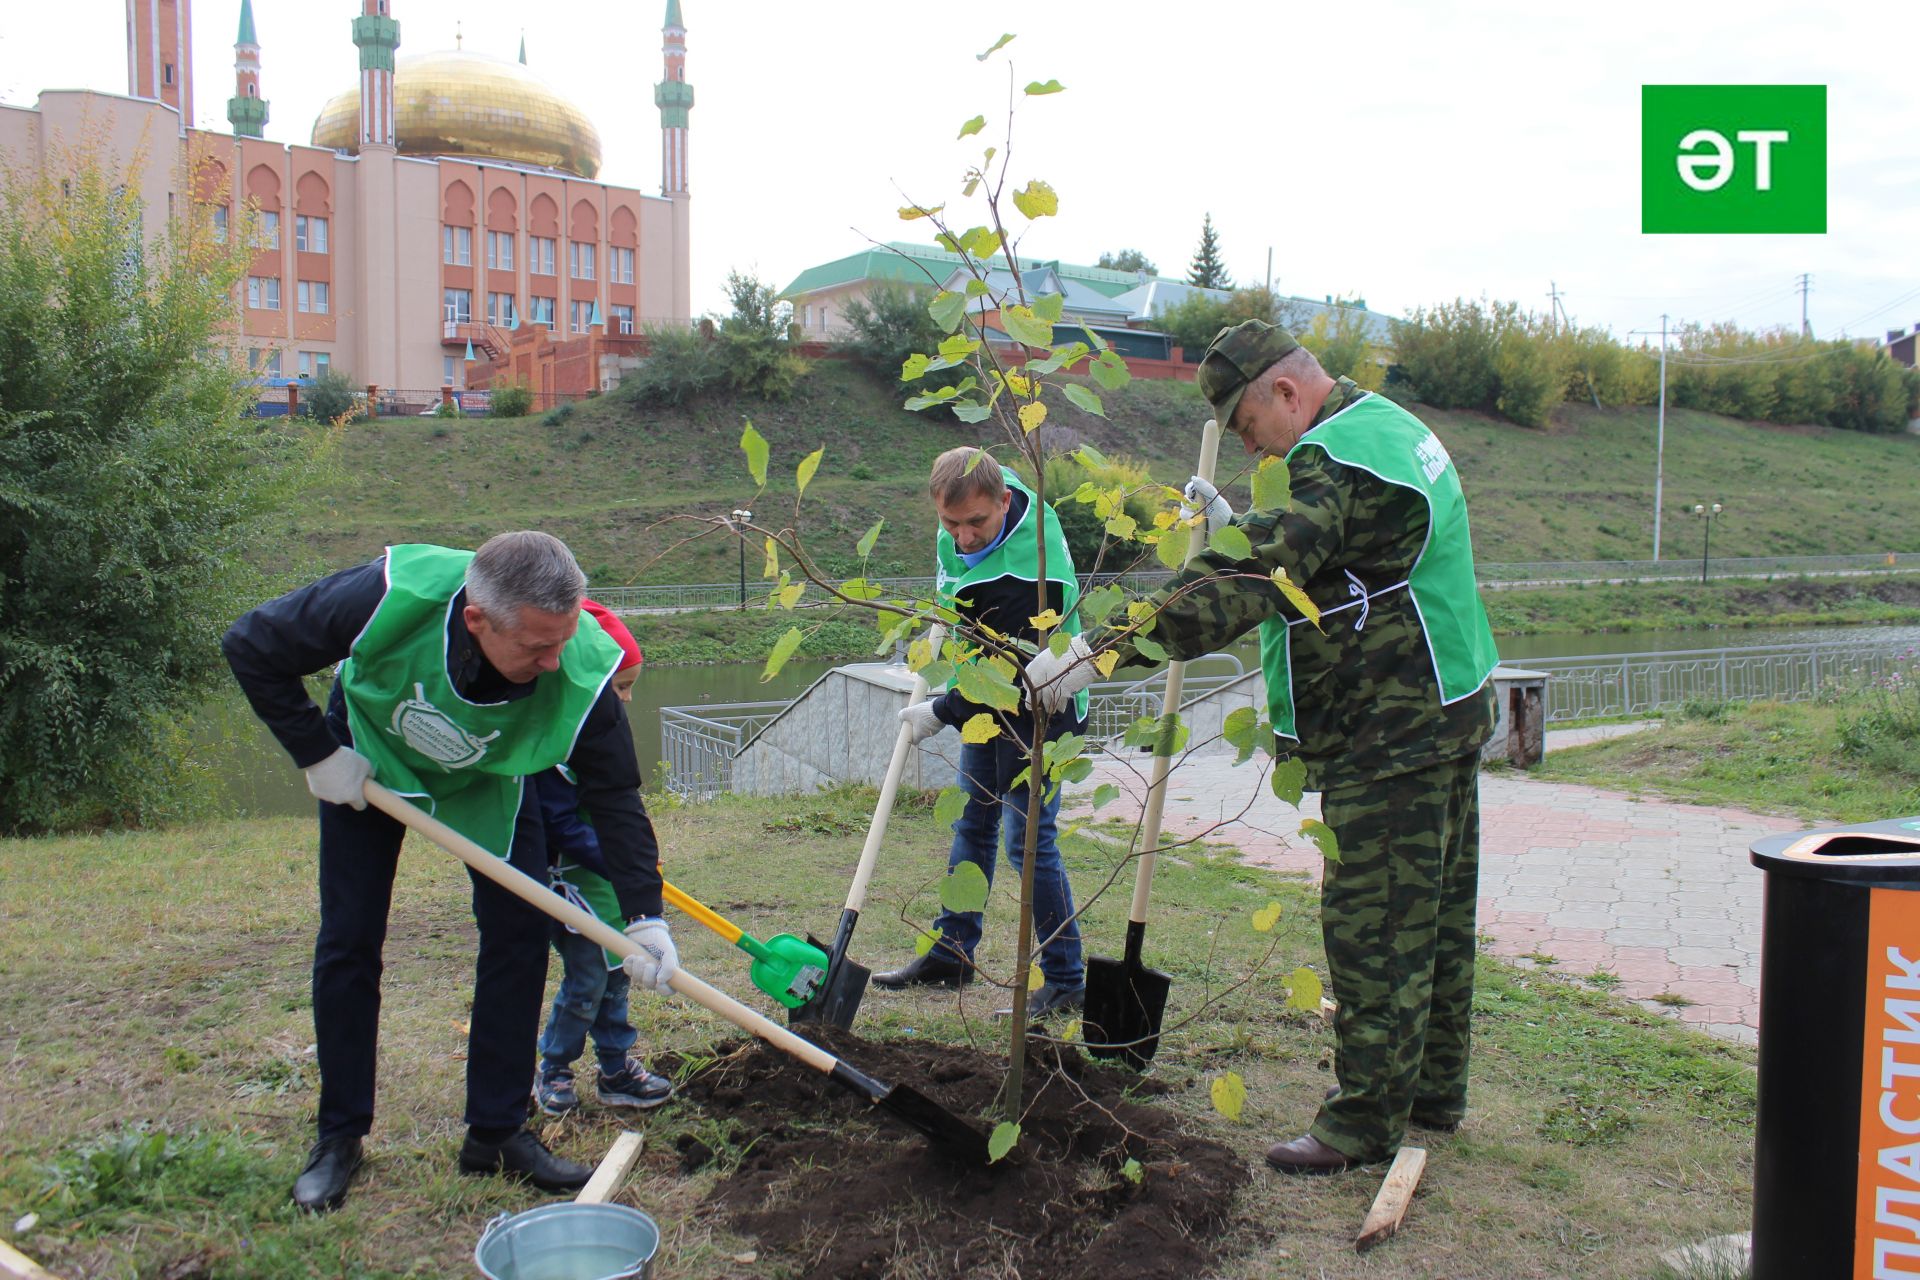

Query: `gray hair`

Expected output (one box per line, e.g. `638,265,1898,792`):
1244,346,1327,408
466,531,587,623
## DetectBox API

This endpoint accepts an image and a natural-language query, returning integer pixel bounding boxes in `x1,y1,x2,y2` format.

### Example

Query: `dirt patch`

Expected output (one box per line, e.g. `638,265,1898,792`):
663,1028,1250,1279
1725,577,1920,612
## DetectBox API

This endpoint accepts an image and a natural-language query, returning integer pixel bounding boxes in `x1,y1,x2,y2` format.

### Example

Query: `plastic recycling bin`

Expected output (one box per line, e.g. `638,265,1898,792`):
1750,815,1920,1279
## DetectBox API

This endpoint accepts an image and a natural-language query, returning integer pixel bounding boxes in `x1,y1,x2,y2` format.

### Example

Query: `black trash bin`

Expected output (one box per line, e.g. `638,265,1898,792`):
1750,815,1920,1279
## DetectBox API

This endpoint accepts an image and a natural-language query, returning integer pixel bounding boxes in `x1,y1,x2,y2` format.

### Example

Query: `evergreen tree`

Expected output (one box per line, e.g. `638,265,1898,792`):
1186,213,1232,290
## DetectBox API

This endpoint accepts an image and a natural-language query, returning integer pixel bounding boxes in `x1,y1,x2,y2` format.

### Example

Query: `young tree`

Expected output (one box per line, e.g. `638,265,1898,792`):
0,142,328,833
1186,213,1232,290
1096,248,1157,275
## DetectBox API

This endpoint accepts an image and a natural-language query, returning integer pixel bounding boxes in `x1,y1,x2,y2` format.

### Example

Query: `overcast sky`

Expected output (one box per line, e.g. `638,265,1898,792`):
4,0,1917,342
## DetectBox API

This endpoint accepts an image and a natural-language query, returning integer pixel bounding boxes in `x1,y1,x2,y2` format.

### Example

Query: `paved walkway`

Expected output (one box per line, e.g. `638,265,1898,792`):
1064,724,1799,1044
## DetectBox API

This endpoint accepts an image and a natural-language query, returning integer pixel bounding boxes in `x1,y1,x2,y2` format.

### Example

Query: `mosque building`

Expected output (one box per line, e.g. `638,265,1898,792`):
0,1,693,397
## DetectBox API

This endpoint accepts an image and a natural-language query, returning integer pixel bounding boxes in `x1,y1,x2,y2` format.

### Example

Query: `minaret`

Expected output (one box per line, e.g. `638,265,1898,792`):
125,0,196,130
653,0,692,196
226,0,268,138
352,0,401,151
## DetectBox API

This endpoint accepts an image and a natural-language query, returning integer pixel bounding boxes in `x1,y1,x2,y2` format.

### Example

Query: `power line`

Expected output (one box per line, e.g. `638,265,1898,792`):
1834,284,1920,336
1795,273,1812,338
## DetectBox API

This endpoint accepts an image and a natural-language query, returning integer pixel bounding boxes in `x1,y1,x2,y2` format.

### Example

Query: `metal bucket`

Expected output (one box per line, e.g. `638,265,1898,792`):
473,1203,660,1280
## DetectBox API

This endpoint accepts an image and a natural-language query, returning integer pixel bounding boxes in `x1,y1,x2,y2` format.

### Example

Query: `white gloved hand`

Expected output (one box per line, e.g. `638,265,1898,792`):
304,745,373,810
1181,474,1233,537
1022,634,1098,715
621,917,679,995
897,700,944,745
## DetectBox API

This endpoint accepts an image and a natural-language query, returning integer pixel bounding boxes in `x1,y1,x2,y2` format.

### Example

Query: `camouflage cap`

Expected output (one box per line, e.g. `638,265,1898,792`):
1196,320,1302,430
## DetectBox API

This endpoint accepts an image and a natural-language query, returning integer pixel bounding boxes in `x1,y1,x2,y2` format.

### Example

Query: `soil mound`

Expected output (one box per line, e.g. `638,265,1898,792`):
665,1028,1250,1279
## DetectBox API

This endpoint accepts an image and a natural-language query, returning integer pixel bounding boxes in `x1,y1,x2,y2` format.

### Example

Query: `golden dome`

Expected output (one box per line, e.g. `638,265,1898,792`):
311,50,602,179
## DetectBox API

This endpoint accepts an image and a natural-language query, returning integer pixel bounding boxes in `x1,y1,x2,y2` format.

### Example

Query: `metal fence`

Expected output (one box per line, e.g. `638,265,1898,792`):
596,554,1914,612
1524,638,1919,723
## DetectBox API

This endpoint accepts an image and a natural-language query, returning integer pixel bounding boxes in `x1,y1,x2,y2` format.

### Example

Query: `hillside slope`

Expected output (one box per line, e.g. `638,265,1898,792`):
298,361,1920,586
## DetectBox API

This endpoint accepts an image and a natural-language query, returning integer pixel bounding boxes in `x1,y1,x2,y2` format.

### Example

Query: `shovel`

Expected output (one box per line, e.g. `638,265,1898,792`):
1083,417,1223,1070
661,879,828,1009
363,780,992,1161
790,625,945,1030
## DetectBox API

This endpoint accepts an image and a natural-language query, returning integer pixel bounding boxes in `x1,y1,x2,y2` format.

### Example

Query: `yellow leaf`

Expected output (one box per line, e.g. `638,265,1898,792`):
762,536,779,580
907,637,933,671
898,203,945,220
1094,650,1120,678
1018,401,1048,433
1005,373,1031,398
1028,609,1063,632
1029,964,1045,991
960,713,1002,744
1062,1018,1082,1042
1252,901,1282,933
1271,567,1323,632
1210,1071,1247,1122
776,583,804,610
1286,967,1325,1013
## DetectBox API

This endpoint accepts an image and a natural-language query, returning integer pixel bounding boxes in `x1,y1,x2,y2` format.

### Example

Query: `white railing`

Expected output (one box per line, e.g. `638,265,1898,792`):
1526,638,1919,722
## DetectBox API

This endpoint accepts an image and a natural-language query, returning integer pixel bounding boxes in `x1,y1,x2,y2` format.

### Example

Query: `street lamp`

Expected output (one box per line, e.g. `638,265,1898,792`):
732,509,753,609
1691,503,1723,584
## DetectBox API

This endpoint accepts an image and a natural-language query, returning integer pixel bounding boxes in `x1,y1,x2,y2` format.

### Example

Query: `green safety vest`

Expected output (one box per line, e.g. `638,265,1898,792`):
1260,394,1499,740
935,469,1088,720
340,543,622,858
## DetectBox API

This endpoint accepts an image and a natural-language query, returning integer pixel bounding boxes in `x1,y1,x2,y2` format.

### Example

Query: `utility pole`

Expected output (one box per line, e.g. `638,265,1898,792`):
1265,246,1272,295
1654,314,1668,561
1795,273,1812,338
1547,281,1566,335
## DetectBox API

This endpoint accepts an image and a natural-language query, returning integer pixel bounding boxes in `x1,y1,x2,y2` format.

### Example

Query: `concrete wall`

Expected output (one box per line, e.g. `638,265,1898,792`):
731,662,963,797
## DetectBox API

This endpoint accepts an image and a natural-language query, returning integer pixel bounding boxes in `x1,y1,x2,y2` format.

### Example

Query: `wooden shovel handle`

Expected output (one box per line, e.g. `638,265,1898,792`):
362,780,842,1078
842,623,945,915
1128,417,1223,925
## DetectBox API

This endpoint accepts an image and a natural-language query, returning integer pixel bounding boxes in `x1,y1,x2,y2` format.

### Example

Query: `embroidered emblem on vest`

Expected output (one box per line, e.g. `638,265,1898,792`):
387,682,501,768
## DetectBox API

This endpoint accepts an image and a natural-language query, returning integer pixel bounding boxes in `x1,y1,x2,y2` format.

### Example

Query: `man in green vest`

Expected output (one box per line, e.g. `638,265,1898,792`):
877,448,1089,1018
1024,321,1498,1173
223,532,678,1212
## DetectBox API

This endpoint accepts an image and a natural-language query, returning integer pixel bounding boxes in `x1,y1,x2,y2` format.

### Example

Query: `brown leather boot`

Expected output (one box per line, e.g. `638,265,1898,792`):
1264,1134,1353,1175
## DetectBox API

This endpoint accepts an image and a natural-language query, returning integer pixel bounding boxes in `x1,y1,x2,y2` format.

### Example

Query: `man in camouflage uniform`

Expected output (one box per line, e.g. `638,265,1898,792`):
1025,320,1499,1174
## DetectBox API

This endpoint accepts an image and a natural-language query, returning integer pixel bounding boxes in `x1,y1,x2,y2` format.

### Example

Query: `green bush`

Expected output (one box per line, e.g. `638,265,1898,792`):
542,400,576,427
431,399,462,419
1390,298,1502,412
1494,316,1567,429
621,324,723,407
489,379,534,418
301,368,361,424
835,281,949,385
1298,301,1384,390
1016,451,1162,574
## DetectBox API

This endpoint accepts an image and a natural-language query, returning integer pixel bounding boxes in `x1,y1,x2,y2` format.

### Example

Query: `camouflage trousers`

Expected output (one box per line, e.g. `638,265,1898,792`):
1308,751,1481,1162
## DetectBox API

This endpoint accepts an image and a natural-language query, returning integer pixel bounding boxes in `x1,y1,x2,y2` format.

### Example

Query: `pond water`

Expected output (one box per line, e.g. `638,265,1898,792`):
203,621,1920,819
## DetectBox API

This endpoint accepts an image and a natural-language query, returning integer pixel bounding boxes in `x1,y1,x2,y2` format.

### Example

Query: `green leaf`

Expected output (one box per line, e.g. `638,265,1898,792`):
1012,179,1059,218
1075,443,1110,471
1154,528,1191,570
761,627,804,682
1223,706,1258,750
775,583,804,610
1121,1157,1144,1185
1121,717,1158,750
1023,79,1065,96
912,928,941,957
900,352,932,382
1062,383,1104,417
795,447,823,499
1089,348,1132,391
937,332,980,362
1080,584,1124,627
1270,757,1307,807
1059,757,1093,784
960,713,1001,744
1027,342,1088,376
1210,1071,1247,1123
957,114,986,139
928,290,968,335
1091,783,1119,810
960,226,1002,258
1300,818,1341,863
1048,631,1071,658
898,203,945,220
1148,713,1189,758
1286,966,1325,1013
740,422,768,488
964,278,991,298
955,659,1020,712
840,576,884,600
976,32,1015,60
1103,512,1137,540
1001,305,1054,348
950,400,993,424
1032,292,1065,324
987,1121,1020,1164
918,660,953,689
1252,456,1291,510
939,860,991,913
1208,524,1254,562
1133,634,1168,665
933,785,968,827
856,520,884,559
1252,901,1282,933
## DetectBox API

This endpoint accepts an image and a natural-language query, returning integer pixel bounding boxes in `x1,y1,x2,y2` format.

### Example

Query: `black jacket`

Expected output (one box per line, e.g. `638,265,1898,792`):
221,556,663,918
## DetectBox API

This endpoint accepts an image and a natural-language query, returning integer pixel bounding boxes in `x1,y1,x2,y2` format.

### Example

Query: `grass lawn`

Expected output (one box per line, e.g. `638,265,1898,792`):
1,786,1755,1278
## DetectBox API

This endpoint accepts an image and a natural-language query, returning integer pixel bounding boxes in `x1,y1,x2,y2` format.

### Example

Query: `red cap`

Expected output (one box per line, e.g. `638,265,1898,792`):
582,599,643,671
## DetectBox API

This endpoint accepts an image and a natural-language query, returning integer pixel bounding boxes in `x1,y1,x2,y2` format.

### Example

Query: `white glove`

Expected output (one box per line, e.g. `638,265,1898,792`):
1181,475,1233,537
1022,634,1097,715
304,746,372,809
898,700,944,745
621,917,679,995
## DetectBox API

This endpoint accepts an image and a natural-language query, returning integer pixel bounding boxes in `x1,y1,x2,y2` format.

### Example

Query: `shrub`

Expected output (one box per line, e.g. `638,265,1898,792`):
1299,302,1385,391
621,324,723,406
1390,298,1501,411
1016,451,1161,574
431,399,462,419
542,401,575,427
489,380,534,418
836,281,949,385
301,368,361,424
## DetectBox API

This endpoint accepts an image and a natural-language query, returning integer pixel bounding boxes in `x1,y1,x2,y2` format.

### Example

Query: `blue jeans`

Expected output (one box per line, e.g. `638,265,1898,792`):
932,732,1084,988
537,923,636,1073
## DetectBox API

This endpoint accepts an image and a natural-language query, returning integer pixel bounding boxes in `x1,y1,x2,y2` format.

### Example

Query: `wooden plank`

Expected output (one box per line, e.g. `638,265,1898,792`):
0,1240,63,1280
574,1131,645,1205
1355,1146,1427,1254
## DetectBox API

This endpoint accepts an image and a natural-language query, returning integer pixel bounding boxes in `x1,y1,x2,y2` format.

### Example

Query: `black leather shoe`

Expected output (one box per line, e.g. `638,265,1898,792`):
458,1129,593,1192
291,1136,363,1213
872,949,972,990
994,983,1085,1020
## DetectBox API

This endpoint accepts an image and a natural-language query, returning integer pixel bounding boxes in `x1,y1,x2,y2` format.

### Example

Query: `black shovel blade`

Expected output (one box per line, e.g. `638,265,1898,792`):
1082,952,1172,1071
828,1060,992,1163
789,912,871,1030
